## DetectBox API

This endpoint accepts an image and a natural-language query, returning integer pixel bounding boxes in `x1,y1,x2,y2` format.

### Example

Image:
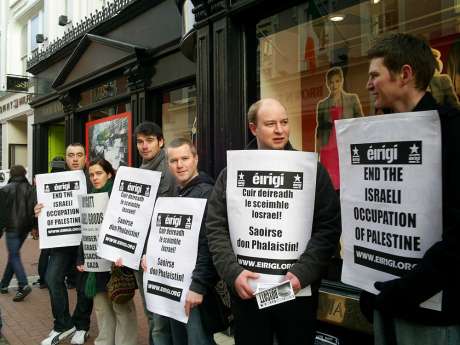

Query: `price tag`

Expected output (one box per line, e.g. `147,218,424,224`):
255,280,296,309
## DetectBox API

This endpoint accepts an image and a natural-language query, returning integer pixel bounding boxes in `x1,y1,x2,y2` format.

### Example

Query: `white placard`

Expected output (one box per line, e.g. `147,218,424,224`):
227,150,317,295
144,197,206,323
337,111,442,310
77,193,112,272
255,280,296,309
97,166,161,270
36,170,87,249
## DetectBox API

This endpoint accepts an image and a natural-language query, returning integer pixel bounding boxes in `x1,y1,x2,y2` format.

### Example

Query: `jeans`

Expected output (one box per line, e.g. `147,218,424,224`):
134,269,172,345
38,249,50,283
374,310,460,345
170,307,216,345
1,232,28,288
46,249,93,332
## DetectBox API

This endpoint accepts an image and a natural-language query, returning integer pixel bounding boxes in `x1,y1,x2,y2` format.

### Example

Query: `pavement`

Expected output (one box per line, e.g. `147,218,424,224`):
0,236,234,345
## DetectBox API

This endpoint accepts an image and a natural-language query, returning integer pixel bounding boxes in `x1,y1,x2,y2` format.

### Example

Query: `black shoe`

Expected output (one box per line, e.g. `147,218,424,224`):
13,285,31,302
0,287,8,294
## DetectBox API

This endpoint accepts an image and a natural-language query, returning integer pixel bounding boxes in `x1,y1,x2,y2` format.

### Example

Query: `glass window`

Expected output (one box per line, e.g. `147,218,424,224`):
30,15,39,52
256,0,460,191
162,85,197,145
87,102,131,122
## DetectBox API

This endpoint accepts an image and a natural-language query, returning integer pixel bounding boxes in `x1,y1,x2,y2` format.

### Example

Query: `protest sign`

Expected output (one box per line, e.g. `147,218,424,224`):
77,193,112,272
97,166,161,270
144,197,206,323
337,111,442,310
227,150,317,295
36,170,87,249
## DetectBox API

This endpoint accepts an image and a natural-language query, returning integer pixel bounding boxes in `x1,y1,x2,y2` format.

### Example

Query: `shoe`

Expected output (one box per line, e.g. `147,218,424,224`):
70,330,89,344
0,287,8,294
13,285,31,302
40,327,76,345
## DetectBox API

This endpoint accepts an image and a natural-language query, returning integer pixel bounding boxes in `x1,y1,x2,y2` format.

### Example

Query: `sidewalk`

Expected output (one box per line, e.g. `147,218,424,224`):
0,236,234,345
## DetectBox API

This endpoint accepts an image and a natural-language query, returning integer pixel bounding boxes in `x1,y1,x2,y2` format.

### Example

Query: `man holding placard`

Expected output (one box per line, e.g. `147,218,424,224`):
206,98,340,345
352,34,460,344
134,122,175,345
35,143,93,345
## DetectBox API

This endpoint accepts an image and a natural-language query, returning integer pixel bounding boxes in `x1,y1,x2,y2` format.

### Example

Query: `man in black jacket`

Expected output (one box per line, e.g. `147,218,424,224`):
0,165,34,302
360,33,460,344
206,98,341,345
165,137,219,345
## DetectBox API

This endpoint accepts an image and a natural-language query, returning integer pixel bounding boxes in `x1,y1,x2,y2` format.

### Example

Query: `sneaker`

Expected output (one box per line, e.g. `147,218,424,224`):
70,330,89,344
0,287,8,294
40,327,76,345
13,285,31,302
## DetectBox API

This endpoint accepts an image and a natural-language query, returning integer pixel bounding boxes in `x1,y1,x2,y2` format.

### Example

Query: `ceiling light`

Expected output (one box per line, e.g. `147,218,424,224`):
329,14,345,22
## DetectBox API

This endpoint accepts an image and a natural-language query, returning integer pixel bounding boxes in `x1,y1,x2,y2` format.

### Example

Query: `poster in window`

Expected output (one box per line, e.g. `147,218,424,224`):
85,112,132,169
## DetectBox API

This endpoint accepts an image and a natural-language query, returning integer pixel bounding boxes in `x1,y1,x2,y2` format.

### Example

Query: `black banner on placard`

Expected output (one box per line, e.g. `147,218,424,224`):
236,171,303,189
103,234,137,253
156,213,193,230
354,245,420,277
119,180,152,197
350,141,422,165
47,226,81,236
236,254,297,275
44,181,81,193
146,281,183,302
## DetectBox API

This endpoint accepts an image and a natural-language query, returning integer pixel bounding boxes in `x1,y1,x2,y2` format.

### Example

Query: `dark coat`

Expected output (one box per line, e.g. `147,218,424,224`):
0,176,35,235
371,92,460,325
205,139,341,296
176,172,219,295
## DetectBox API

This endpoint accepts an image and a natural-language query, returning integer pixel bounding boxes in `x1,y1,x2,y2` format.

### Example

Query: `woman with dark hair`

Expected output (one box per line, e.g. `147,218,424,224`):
76,158,137,345
316,66,363,189
0,165,35,301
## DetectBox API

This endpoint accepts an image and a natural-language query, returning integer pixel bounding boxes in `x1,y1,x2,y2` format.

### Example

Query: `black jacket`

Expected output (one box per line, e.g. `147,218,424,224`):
205,140,341,295
176,172,219,295
370,92,460,325
0,176,35,234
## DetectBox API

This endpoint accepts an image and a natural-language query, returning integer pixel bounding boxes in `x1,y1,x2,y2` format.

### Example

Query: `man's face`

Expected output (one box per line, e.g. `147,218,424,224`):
167,144,198,187
66,145,85,170
367,57,402,110
249,100,290,150
136,134,163,161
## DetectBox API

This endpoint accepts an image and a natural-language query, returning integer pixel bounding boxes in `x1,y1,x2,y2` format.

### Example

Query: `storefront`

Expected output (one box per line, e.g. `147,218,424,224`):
28,0,196,175
189,0,460,342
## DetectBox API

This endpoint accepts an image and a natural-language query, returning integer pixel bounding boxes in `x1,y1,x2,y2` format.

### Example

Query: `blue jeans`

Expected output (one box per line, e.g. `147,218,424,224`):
170,307,216,345
1,232,28,288
46,249,93,332
374,310,460,345
134,270,172,345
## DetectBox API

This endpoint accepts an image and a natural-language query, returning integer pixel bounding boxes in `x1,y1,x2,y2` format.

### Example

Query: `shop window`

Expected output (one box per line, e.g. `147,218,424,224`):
162,85,197,145
255,0,460,280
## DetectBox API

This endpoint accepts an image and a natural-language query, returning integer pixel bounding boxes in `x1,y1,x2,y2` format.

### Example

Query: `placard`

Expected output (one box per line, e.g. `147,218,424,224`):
36,170,87,249
337,111,442,310
97,166,161,270
144,197,206,323
78,193,112,272
227,150,317,295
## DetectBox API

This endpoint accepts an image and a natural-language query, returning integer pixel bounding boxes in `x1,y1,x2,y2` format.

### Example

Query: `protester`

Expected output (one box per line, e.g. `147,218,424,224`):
165,137,219,345
0,165,34,301
134,122,175,345
35,143,93,345
358,33,460,345
206,98,341,345
76,158,138,345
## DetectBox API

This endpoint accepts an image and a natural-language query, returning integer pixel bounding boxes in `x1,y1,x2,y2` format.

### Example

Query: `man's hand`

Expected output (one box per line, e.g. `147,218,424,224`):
115,258,123,267
285,272,301,294
141,255,147,272
184,291,203,317
234,270,259,299
76,265,85,272
34,203,44,218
